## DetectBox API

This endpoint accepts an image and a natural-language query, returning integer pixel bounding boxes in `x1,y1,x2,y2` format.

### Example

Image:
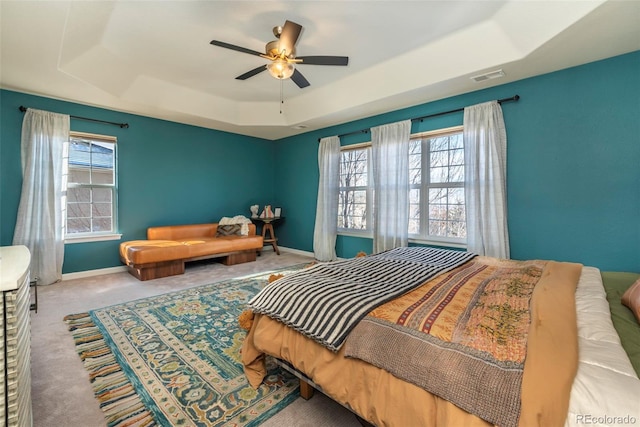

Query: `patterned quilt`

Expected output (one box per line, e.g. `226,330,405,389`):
343,256,548,427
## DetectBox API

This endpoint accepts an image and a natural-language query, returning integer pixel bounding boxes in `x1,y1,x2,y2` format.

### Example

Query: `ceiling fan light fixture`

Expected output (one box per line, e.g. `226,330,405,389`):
268,59,295,80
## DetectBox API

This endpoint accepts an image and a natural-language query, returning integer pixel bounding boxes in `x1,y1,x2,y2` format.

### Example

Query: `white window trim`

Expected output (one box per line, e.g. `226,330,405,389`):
65,233,122,244
338,142,372,234
409,125,465,246
337,229,373,239
65,131,119,242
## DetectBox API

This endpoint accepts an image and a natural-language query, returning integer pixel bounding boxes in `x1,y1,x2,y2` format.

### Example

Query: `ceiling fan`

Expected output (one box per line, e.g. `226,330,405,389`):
210,20,349,89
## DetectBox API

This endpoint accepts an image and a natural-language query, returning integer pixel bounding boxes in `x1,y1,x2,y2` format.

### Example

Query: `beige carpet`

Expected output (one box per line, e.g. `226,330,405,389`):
30,249,362,427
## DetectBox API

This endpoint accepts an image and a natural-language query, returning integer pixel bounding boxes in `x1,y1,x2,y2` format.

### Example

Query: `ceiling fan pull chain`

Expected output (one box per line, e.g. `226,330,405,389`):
280,79,284,114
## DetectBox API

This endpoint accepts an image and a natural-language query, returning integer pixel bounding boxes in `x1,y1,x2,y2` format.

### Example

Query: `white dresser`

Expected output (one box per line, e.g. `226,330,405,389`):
0,246,33,427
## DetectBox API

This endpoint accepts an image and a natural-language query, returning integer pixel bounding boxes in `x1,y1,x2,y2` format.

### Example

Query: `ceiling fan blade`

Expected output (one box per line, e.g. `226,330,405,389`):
210,40,264,57
236,65,268,80
291,69,310,88
279,20,302,55
298,56,349,66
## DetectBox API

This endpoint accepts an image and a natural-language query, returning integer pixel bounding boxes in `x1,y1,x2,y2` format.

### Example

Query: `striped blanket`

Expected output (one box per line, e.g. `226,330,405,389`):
248,247,476,351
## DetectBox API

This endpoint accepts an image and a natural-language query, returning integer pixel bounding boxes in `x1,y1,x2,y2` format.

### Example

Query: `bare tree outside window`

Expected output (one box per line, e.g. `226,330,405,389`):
410,128,466,241
338,147,369,230
338,126,465,245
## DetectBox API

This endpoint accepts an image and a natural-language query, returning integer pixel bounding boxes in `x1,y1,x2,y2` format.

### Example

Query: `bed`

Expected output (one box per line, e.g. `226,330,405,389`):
241,248,640,427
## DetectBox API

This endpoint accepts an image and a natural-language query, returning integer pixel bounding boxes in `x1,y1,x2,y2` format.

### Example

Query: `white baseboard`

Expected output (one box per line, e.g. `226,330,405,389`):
278,246,314,258
61,247,315,281
62,265,127,281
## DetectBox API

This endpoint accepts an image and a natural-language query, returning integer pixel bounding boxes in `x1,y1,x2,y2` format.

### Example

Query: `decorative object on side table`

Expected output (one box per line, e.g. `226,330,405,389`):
274,207,282,218
260,205,275,219
250,204,259,218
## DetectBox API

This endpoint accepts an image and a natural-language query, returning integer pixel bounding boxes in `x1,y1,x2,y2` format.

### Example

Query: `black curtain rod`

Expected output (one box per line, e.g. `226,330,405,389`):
320,95,520,142
19,106,129,129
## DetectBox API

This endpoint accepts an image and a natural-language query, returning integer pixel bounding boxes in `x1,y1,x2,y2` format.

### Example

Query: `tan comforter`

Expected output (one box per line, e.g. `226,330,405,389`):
242,259,581,427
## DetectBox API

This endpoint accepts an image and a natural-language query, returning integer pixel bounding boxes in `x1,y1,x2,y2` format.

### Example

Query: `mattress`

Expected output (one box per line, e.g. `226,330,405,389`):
566,266,640,426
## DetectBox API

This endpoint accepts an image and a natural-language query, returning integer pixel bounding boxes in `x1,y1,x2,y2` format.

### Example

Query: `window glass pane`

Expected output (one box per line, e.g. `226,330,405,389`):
90,142,115,185
68,218,90,234
449,165,464,182
409,166,421,184
429,187,446,205
92,217,112,233
450,148,464,166
91,168,114,185
429,203,446,220
409,140,421,185
353,172,367,187
448,221,466,238
67,187,90,203
449,133,463,149
339,147,369,231
430,149,448,168
429,220,447,237
69,167,90,185
338,189,367,230
340,149,368,187
92,188,112,203
449,187,465,205
448,204,466,222
408,218,420,235
68,140,91,185
430,167,448,183
92,202,112,218
427,186,467,239
430,136,449,152
68,202,91,218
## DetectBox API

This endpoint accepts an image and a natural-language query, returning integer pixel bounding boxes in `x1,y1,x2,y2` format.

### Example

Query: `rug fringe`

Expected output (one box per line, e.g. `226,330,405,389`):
65,313,157,427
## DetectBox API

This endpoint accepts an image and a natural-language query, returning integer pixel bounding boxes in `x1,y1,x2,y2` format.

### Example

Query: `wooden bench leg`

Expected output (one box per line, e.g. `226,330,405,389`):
128,260,185,281
299,379,314,400
222,250,257,266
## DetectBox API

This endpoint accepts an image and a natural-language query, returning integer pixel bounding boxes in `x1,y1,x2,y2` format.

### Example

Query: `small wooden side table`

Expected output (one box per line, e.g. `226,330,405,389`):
253,217,282,255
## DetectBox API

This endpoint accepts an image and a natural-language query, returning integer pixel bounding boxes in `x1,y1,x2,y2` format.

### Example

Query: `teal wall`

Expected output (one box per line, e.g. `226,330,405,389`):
0,90,274,273
274,51,640,272
2,51,639,274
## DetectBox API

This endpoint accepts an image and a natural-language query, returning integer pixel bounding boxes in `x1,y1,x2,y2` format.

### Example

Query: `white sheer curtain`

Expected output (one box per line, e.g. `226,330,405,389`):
13,108,70,285
371,120,411,253
313,136,340,261
463,101,510,258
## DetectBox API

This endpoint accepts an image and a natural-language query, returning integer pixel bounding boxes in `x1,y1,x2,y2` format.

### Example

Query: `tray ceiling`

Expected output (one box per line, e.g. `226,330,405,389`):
1,1,639,139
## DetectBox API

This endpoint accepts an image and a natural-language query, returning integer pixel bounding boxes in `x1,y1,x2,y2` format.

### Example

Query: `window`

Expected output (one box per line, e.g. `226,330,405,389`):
64,131,119,242
338,144,371,231
337,126,465,246
409,126,465,244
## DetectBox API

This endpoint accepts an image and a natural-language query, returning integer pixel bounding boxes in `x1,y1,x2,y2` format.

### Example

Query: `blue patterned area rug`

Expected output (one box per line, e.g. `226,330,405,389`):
64,265,305,427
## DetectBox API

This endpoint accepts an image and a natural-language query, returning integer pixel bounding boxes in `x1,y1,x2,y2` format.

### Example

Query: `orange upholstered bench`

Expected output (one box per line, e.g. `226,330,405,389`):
120,223,263,281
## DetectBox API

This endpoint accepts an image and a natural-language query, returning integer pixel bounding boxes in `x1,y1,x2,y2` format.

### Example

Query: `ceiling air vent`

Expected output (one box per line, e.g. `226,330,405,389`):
470,69,505,82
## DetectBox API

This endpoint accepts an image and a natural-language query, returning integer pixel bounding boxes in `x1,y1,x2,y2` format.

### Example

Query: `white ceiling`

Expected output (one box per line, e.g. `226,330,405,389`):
1,1,639,140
